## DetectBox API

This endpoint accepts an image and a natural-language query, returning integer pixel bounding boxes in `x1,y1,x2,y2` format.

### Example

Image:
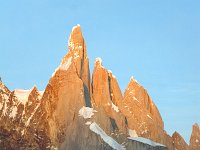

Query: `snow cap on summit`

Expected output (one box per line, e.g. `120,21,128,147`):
68,24,84,50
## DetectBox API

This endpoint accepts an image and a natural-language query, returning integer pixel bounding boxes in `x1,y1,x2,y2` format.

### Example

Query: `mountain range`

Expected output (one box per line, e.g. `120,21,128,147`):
0,25,199,150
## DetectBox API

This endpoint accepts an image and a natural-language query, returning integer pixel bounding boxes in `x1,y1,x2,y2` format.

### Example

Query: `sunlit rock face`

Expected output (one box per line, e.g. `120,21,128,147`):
172,131,189,150
121,77,174,149
1,25,196,150
189,123,200,150
91,58,127,134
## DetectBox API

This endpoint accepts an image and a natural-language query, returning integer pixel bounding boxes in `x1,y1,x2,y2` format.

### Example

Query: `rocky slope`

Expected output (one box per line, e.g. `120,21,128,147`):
0,25,199,150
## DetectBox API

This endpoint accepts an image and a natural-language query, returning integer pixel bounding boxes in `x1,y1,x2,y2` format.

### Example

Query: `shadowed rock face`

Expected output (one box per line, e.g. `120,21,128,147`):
172,131,189,150
189,123,200,150
0,25,196,150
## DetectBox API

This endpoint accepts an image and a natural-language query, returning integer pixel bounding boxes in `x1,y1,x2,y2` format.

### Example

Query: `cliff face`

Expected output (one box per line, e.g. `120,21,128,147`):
172,131,189,150
121,77,174,149
0,25,197,150
189,123,200,150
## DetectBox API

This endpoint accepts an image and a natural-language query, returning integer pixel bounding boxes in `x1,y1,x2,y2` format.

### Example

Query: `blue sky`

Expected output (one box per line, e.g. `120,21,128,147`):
0,0,200,143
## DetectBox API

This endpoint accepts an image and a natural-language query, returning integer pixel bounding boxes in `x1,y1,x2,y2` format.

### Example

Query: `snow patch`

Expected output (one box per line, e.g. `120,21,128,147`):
25,103,40,126
72,24,80,32
73,51,80,59
112,103,119,112
38,91,44,99
89,122,125,150
85,121,92,125
52,57,72,77
2,100,8,116
128,137,166,147
9,106,18,118
128,129,138,138
79,106,97,119
108,70,116,78
108,70,112,74
68,24,81,50
95,57,103,67
14,89,32,104
59,57,72,71
130,76,138,83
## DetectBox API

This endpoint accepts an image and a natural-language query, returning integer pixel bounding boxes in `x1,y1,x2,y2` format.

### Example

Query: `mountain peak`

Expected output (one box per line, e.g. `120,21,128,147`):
130,76,138,84
95,57,103,68
172,131,189,150
189,123,200,149
68,24,84,51
193,123,199,129
1,25,195,150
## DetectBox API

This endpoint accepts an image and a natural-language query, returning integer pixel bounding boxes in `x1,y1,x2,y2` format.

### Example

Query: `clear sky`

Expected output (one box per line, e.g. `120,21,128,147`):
0,0,199,143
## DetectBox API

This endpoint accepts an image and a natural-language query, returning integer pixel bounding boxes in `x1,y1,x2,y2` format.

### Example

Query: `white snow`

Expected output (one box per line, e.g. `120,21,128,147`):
25,103,40,126
38,91,44,99
59,57,72,71
108,70,112,74
108,70,116,78
95,57,103,66
128,129,138,138
85,121,92,125
14,89,32,104
2,100,8,116
147,114,152,120
79,106,97,119
128,137,166,147
9,106,18,118
112,103,119,112
89,122,125,150
68,24,81,50
130,76,138,83
72,24,80,32
68,41,75,50
74,51,80,59
52,57,72,77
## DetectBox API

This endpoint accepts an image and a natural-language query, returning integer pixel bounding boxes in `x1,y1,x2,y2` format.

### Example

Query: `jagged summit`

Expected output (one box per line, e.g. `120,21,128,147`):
130,76,138,83
193,123,199,129
189,123,200,150
94,57,104,69
68,24,87,57
172,131,189,150
0,25,198,150
68,24,82,49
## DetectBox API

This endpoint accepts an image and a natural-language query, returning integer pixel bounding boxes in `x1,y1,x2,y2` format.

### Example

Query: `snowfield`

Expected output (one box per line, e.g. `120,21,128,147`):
89,122,126,150
128,137,166,147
